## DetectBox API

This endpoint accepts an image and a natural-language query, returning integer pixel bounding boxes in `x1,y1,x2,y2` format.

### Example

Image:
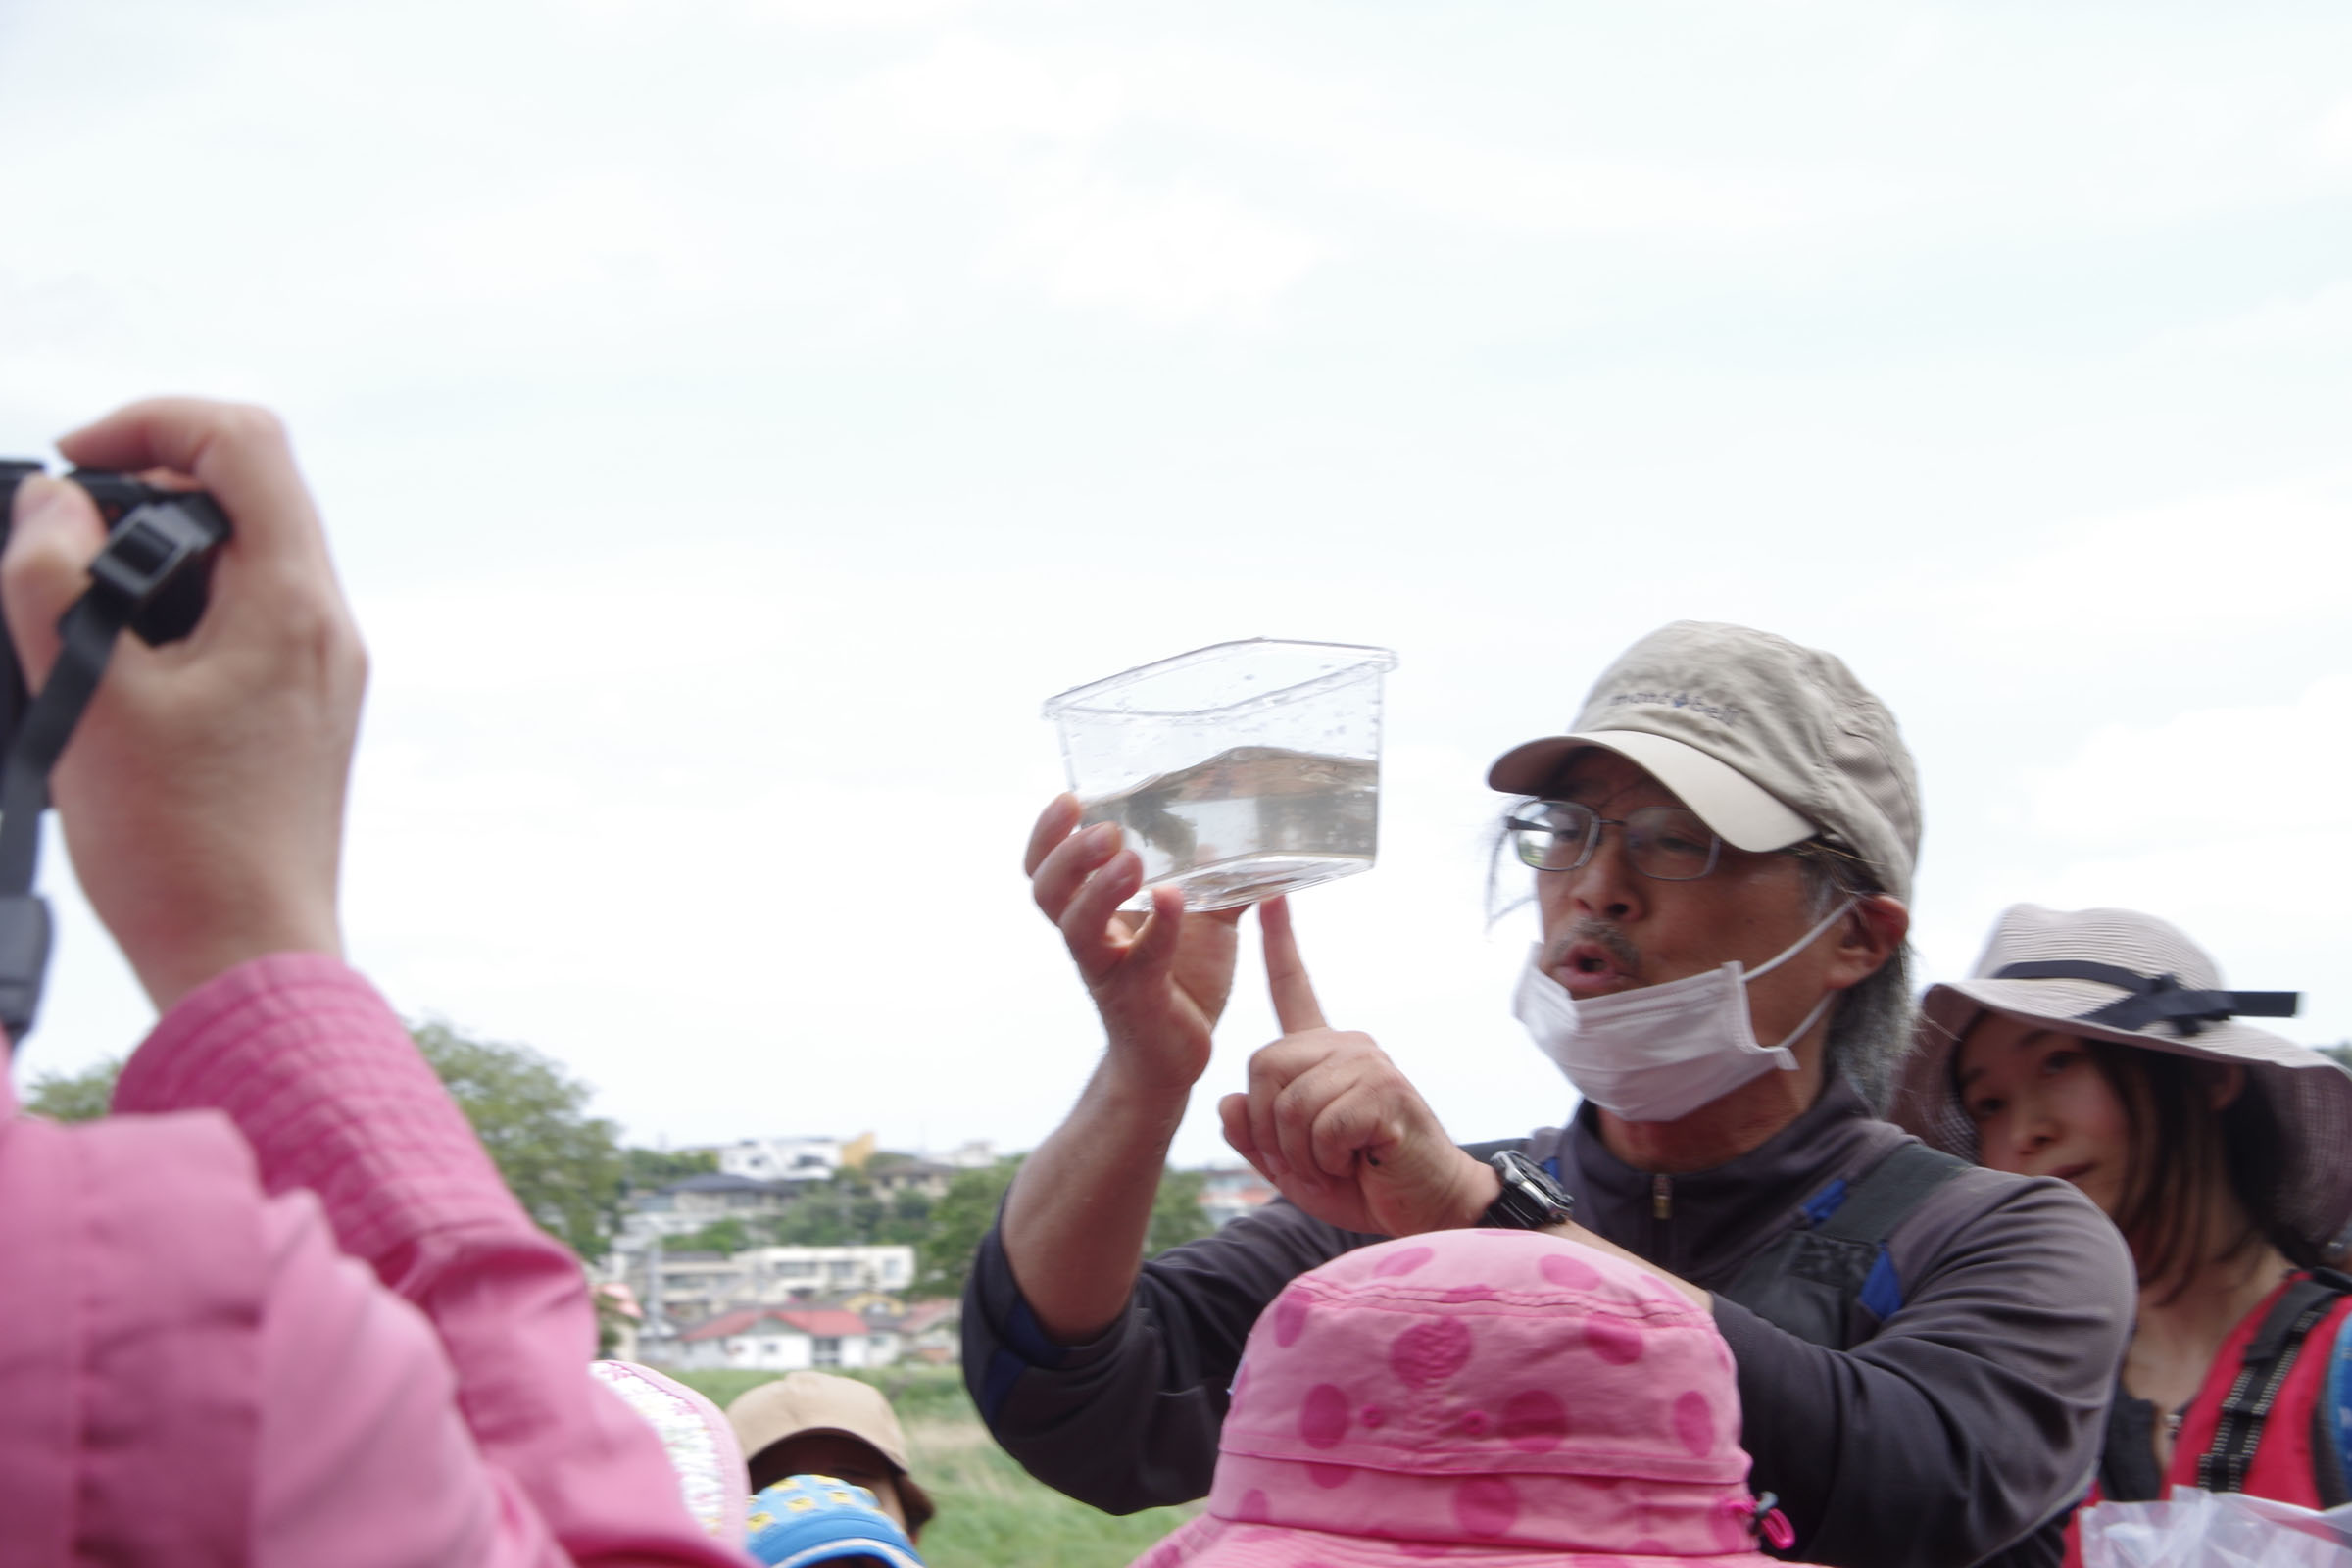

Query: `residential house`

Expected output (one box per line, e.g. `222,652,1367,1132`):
889,1299,961,1365
663,1307,895,1372
934,1139,998,1169
867,1159,959,1201
834,1288,906,1319
647,1251,748,1326
736,1244,915,1301
711,1133,874,1183
643,1243,917,1327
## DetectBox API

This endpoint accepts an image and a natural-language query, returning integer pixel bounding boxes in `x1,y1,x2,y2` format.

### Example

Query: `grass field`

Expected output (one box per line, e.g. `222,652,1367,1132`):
670,1364,1200,1568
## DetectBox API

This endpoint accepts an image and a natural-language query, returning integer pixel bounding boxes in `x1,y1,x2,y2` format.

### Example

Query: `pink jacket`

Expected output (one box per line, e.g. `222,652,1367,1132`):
0,953,752,1568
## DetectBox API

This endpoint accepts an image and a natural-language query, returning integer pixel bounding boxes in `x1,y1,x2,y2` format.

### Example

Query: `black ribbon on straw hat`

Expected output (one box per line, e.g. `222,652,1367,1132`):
1991,960,2299,1038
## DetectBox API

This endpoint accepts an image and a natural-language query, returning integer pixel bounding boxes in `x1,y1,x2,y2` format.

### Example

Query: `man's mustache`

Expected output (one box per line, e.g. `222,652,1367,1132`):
1540,917,1642,975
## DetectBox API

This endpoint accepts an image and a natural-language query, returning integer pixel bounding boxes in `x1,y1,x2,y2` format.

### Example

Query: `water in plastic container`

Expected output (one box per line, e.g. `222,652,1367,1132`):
1043,639,1398,911
1078,745,1377,909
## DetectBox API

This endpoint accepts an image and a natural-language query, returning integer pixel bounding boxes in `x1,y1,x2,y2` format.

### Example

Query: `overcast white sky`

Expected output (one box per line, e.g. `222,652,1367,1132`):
4,1,2348,1164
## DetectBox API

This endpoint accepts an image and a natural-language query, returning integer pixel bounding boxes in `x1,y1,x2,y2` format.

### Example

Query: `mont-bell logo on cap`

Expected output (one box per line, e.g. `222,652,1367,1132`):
1603,688,1745,726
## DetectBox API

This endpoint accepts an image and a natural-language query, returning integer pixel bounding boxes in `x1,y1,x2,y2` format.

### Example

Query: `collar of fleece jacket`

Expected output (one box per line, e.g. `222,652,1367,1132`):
1535,1076,1899,1284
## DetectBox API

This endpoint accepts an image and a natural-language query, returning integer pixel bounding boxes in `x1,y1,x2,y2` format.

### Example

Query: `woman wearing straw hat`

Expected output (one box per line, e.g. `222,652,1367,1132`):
1894,905,2352,1560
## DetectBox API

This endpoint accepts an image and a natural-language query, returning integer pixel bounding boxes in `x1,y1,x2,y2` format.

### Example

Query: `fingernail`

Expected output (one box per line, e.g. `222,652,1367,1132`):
1083,821,1120,851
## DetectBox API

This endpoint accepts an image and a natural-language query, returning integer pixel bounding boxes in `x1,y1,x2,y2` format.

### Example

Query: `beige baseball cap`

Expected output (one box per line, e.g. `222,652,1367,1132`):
1487,620,1921,902
725,1373,931,1529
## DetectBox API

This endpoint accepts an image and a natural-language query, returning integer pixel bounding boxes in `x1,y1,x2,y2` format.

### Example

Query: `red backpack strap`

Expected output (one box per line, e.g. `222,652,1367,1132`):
2196,1269,2352,1494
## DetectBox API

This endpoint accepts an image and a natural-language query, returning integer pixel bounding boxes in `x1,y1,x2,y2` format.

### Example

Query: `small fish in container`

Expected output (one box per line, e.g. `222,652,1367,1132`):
1043,639,1400,911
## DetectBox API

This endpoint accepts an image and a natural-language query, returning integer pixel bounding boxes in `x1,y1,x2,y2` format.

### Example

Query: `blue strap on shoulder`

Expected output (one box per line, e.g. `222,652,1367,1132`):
1799,1178,1850,1228
979,1296,1073,1421
1857,1249,1904,1320
2331,1308,2352,1484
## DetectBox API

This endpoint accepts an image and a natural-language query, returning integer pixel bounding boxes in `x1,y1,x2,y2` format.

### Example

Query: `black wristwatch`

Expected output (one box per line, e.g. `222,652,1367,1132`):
1481,1150,1575,1230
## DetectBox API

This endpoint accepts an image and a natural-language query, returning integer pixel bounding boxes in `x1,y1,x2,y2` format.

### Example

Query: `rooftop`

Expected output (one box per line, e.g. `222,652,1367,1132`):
679,1307,874,1344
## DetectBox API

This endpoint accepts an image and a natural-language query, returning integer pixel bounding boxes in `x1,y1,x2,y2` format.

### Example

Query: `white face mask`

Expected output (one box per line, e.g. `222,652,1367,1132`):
1512,898,1856,1123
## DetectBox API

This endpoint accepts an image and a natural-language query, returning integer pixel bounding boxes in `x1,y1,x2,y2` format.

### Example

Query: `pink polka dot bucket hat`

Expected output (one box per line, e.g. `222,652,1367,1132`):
1129,1229,1783,1568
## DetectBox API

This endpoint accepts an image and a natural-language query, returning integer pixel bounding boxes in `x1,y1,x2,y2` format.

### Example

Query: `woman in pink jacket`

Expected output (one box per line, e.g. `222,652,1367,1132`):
0,398,751,1568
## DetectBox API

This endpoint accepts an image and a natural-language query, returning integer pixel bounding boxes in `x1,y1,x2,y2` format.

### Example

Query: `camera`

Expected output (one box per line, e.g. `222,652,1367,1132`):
0,463,232,1041
0,463,232,750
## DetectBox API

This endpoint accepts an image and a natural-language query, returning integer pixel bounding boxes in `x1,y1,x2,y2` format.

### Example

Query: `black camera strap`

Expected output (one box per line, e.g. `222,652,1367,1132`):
0,500,226,1045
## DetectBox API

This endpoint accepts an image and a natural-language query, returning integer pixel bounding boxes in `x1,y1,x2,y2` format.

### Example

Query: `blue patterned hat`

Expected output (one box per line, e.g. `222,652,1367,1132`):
746,1475,925,1568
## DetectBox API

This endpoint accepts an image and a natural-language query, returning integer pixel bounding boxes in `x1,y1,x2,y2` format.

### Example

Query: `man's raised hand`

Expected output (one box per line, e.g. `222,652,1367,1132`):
1218,896,1493,1238
1024,794,1246,1097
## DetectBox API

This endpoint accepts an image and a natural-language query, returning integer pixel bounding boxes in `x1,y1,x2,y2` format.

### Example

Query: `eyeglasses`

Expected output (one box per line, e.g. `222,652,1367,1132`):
1505,800,1723,881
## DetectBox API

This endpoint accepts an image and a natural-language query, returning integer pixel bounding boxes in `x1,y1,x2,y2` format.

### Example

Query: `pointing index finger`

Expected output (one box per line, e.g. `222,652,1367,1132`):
1260,895,1328,1035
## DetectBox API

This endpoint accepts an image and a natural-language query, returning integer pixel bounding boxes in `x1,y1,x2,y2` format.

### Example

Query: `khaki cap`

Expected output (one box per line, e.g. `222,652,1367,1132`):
1487,620,1920,902
726,1372,912,1474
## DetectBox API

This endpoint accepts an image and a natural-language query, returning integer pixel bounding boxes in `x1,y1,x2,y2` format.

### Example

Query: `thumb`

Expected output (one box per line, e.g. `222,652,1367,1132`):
3,477,108,692
1217,1092,1276,1183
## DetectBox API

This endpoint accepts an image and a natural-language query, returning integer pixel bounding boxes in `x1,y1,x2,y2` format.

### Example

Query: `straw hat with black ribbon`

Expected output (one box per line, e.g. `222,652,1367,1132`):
1892,904,2352,1257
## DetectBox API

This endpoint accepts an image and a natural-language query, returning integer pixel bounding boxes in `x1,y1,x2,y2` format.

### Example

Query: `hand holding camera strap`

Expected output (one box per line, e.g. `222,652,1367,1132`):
0,499,227,1045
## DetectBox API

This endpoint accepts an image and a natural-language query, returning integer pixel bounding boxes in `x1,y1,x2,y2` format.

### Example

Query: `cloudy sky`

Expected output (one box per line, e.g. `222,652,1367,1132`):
3,0,2348,1165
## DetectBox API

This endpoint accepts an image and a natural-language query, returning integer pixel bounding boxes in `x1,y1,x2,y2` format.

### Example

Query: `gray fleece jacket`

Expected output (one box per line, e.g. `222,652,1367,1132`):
962,1079,2134,1568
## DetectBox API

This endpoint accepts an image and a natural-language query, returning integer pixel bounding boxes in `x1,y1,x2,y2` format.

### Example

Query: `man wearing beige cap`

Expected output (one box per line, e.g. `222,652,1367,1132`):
726,1374,934,1542
973,621,2135,1568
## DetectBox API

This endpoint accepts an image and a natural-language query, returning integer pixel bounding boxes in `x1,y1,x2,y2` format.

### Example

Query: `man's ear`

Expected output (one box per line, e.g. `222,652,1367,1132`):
1827,894,1908,992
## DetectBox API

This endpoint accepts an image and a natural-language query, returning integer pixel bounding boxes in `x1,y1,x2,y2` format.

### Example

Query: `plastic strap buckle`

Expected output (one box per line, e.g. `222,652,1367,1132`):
86,501,216,612
1745,1491,1797,1551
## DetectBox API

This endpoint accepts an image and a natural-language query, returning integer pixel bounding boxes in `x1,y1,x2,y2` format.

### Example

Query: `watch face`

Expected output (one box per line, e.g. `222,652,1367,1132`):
1487,1152,1570,1228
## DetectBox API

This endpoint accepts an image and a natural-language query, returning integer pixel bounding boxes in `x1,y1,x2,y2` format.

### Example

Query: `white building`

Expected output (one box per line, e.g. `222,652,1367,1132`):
644,1243,917,1326
713,1136,846,1183
664,1307,897,1372
934,1139,998,1170
736,1243,915,1298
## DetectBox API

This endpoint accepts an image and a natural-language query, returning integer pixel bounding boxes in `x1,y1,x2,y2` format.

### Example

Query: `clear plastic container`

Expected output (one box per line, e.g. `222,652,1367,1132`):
1043,638,1400,910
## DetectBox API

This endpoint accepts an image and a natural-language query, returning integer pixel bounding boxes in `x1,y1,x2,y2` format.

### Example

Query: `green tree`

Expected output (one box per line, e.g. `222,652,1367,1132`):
1148,1167,1214,1257
669,1217,752,1255
908,1158,1208,1298
622,1146,718,1192
770,1192,851,1248
23,1056,122,1122
758,1174,941,1250
412,1019,623,1261
915,1157,1023,1298
880,1188,934,1246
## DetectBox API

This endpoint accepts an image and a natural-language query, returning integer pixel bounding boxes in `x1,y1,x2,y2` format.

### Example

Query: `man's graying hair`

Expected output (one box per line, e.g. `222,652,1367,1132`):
1793,846,1914,1116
